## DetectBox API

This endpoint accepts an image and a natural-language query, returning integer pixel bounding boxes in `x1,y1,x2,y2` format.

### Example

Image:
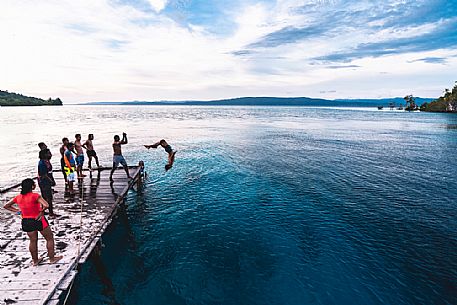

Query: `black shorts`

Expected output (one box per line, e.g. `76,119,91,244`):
87,150,97,157
21,217,48,232
60,158,66,171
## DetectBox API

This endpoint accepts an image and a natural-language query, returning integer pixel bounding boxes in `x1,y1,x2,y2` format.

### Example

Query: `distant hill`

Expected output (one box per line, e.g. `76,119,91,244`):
0,90,62,106
421,81,457,112
86,96,435,107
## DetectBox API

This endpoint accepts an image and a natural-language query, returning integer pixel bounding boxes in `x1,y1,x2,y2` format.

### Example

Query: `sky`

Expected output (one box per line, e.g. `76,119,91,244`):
1,0,457,103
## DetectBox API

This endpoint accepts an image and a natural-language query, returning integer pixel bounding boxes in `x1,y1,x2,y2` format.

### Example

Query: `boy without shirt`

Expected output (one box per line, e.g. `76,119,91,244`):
74,134,86,178
144,139,177,171
83,134,100,170
110,133,131,181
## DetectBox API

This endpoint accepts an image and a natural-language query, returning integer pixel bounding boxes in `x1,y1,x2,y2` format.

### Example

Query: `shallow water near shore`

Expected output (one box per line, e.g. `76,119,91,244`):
1,106,456,304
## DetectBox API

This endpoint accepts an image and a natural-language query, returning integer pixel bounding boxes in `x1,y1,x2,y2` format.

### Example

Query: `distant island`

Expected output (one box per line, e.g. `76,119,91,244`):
4,84,456,113
0,90,62,106
86,96,434,107
420,81,457,112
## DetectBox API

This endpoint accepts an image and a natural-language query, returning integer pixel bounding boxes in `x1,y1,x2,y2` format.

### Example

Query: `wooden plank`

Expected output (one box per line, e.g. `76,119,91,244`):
0,166,141,305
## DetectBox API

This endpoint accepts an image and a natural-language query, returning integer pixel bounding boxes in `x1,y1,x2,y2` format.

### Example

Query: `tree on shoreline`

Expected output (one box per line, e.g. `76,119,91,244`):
0,90,62,106
421,81,457,112
404,95,418,111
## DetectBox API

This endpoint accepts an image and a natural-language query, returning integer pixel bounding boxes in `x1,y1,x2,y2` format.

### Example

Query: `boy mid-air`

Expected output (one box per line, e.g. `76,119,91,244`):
144,139,177,171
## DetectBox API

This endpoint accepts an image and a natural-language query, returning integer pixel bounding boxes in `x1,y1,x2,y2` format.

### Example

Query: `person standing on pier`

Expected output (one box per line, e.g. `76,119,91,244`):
60,137,69,182
3,178,63,266
110,132,131,181
75,134,86,178
64,142,77,195
38,149,58,217
83,134,100,170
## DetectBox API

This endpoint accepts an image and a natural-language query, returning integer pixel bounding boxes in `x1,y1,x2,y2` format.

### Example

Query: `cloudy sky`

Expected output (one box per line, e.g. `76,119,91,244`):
1,0,456,103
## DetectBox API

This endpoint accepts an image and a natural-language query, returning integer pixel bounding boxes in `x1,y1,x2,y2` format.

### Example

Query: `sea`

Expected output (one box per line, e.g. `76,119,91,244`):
0,106,456,304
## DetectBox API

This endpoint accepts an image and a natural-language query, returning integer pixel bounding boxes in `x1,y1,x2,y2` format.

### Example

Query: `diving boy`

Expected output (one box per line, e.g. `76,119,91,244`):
144,139,177,171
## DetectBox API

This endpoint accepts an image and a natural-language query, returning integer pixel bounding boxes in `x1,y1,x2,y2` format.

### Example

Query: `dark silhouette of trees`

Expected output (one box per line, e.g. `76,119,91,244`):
421,81,457,112
404,95,418,111
0,90,63,106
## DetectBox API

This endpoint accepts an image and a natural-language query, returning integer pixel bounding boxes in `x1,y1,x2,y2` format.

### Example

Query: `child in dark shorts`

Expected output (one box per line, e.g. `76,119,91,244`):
83,134,100,170
144,139,177,171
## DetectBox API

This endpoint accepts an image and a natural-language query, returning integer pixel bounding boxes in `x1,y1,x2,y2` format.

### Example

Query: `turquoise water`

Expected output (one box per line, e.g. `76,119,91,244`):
1,106,456,304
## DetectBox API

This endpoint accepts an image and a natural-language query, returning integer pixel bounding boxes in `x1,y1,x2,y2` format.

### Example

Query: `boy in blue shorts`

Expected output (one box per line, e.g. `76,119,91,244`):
110,133,131,181
75,134,86,178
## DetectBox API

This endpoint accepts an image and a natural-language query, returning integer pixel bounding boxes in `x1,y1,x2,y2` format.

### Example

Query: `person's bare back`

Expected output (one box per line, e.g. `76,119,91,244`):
110,133,130,181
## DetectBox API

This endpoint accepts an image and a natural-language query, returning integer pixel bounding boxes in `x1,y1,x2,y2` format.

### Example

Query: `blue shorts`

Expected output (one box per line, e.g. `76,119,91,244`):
76,155,84,166
113,155,127,167
67,172,76,182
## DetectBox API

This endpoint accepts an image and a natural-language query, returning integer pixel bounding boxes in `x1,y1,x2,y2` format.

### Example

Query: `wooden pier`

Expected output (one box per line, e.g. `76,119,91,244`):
0,166,142,305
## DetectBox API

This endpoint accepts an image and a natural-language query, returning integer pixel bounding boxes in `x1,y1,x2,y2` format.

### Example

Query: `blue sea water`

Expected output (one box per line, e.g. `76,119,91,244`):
0,106,456,304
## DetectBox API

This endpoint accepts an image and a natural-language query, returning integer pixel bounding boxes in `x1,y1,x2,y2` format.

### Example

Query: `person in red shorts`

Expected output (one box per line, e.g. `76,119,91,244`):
3,178,63,266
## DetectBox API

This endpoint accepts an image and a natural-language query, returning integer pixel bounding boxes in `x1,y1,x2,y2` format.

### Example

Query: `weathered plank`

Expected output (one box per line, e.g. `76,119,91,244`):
0,166,141,305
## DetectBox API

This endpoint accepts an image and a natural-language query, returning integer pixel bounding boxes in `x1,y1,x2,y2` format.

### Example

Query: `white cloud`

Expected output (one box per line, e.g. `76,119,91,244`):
147,0,168,13
0,0,455,103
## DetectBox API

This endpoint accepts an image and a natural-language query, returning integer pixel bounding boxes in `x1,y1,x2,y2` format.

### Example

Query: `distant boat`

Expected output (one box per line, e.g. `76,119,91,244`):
397,104,404,110
378,106,384,110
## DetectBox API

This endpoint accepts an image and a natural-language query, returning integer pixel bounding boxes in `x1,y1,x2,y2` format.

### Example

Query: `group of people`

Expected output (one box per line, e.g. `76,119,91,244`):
3,134,177,267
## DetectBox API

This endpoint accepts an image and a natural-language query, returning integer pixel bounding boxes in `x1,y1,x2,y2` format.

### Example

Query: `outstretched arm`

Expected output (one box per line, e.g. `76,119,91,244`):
144,141,160,149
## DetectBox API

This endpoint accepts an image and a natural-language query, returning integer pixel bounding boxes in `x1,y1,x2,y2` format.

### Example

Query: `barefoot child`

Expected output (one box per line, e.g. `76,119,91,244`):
38,149,58,217
144,139,177,171
64,142,77,195
74,134,86,178
60,138,69,181
83,134,100,170
110,133,131,181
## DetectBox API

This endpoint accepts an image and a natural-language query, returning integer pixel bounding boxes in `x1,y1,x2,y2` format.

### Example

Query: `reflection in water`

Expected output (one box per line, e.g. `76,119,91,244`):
89,170,101,198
